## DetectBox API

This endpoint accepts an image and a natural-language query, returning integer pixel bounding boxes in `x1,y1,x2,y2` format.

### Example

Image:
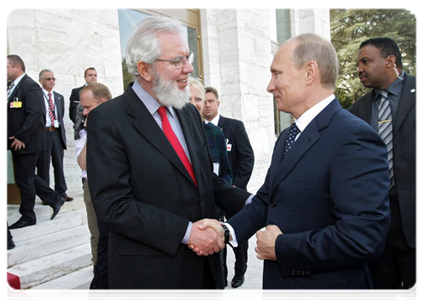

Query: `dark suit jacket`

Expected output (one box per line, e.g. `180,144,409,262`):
217,116,254,190
86,84,250,289
7,74,45,154
52,91,67,150
349,73,416,248
69,85,84,123
228,99,390,289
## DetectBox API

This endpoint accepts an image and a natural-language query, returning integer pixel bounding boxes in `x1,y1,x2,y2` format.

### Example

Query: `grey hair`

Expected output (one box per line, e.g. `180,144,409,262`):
288,33,339,89
188,77,205,101
39,69,53,79
126,16,185,77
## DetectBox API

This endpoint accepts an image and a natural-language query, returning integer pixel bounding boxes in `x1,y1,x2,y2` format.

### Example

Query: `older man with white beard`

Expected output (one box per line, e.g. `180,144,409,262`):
86,16,251,289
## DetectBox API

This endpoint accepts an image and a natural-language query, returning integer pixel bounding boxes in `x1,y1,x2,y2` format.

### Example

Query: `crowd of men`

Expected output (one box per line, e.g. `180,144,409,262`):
7,15,415,290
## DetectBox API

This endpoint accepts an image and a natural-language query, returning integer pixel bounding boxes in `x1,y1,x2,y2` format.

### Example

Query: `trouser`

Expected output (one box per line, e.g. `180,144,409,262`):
83,179,99,265
368,198,416,289
12,151,39,223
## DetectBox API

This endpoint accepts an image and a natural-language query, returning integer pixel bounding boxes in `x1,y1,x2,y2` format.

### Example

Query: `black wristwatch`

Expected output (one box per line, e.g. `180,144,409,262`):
222,224,230,244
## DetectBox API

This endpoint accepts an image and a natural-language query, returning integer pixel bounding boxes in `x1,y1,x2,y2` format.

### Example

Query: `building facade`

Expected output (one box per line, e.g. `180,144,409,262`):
6,9,330,193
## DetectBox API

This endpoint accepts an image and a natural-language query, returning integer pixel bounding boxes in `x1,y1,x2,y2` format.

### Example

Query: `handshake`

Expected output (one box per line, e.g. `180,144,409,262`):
187,219,283,261
187,219,225,256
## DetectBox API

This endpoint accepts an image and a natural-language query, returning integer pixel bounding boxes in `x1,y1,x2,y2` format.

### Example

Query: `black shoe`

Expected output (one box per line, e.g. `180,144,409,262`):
8,218,36,230
51,197,66,220
8,237,15,250
62,194,74,202
231,274,244,288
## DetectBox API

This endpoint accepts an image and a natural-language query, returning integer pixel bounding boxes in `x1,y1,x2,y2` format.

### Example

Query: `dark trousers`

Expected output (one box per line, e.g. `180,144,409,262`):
223,242,248,280
203,258,217,289
37,129,67,195
90,219,109,289
34,174,63,206
12,151,39,223
369,199,416,289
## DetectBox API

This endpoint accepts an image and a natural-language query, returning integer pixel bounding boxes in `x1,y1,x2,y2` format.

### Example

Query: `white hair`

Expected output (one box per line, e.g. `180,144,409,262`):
126,16,185,77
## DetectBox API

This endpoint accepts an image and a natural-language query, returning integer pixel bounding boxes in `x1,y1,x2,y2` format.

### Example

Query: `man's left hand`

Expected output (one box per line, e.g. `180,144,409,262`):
255,224,282,261
9,136,25,151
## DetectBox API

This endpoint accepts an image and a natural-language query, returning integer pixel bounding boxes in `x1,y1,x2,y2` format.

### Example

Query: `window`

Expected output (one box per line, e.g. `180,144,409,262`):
117,9,202,89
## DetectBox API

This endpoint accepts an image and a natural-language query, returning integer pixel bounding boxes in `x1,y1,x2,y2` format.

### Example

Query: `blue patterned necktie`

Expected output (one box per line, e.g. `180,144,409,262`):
284,123,300,157
377,90,394,186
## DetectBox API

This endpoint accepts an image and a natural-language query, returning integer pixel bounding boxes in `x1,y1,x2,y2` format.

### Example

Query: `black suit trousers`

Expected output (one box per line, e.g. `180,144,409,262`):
37,129,67,195
12,151,39,223
368,199,416,289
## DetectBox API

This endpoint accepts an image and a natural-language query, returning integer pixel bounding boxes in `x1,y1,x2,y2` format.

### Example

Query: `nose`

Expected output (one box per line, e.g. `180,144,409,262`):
267,76,275,94
182,60,194,74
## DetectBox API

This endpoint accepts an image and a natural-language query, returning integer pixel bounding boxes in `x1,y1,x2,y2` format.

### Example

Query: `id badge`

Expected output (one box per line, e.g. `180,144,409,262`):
10,100,22,108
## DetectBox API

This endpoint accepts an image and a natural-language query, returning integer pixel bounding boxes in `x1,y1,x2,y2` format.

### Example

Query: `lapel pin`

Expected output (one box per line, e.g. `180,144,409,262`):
410,89,416,93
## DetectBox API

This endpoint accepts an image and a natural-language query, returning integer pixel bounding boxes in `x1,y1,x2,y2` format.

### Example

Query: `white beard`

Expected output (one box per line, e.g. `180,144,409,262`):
152,71,190,110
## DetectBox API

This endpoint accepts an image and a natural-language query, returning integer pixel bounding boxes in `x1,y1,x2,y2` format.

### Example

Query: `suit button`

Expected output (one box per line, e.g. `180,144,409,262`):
270,201,276,207
200,201,205,208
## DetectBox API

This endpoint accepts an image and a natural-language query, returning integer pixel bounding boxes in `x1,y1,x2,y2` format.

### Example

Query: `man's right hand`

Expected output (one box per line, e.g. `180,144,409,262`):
187,219,225,256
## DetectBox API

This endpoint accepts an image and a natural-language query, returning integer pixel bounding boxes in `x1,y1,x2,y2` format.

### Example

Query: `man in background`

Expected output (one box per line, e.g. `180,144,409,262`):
37,69,73,202
77,82,112,289
203,86,254,288
350,37,416,289
69,67,97,139
7,55,65,229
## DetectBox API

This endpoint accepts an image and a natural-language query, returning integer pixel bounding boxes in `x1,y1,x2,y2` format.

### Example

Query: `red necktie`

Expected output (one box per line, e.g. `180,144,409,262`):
157,106,197,186
48,92,55,125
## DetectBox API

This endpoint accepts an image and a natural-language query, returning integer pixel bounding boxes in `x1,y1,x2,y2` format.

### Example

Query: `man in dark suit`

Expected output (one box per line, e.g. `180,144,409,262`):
86,16,250,289
203,86,254,288
349,37,415,289
37,69,73,202
195,33,390,289
7,55,65,229
69,67,97,123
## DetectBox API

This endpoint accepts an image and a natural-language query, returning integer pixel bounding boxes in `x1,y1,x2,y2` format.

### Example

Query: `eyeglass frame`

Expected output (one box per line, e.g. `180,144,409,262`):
41,77,57,82
155,51,194,69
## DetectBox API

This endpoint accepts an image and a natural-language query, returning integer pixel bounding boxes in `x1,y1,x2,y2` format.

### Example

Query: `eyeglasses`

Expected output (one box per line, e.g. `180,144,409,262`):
42,77,57,82
155,52,194,69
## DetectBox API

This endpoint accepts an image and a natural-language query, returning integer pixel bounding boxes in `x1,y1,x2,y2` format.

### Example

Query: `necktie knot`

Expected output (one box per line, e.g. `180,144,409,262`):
284,123,300,156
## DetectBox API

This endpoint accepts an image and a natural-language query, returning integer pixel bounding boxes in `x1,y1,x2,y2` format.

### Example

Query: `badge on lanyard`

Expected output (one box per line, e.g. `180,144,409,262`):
10,97,22,108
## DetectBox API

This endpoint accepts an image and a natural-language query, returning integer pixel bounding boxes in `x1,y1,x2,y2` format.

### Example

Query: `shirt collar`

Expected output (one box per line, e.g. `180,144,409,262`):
295,95,335,132
206,114,220,126
13,73,25,87
375,71,405,99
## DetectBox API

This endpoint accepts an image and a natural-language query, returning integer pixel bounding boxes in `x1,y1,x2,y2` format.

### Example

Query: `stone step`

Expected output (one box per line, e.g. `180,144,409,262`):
32,265,93,290
9,209,85,243
8,224,91,267
7,243,92,289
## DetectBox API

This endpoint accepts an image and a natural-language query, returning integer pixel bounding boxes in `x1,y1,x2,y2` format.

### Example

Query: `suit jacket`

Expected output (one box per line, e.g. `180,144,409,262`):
7,74,45,154
86,84,250,289
217,115,254,190
228,99,390,289
69,85,84,123
349,73,416,248
51,91,67,150
204,122,233,185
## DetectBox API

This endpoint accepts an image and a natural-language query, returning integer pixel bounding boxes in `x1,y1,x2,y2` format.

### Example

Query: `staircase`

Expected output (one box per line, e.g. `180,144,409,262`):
7,188,94,290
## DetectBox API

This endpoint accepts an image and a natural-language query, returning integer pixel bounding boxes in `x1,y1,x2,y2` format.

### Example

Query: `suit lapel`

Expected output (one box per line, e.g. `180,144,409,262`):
8,75,26,102
394,74,415,133
124,88,194,186
357,92,373,124
269,99,341,194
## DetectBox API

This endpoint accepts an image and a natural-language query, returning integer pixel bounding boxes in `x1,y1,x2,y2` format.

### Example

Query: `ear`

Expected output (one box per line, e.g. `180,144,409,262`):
304,61,318,85
136,61,153,82
385,55,397,68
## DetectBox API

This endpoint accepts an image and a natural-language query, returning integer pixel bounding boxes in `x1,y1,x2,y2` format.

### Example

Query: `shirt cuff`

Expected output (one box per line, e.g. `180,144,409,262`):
245,194,255,205
224,222,238,248
181,221,193,244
